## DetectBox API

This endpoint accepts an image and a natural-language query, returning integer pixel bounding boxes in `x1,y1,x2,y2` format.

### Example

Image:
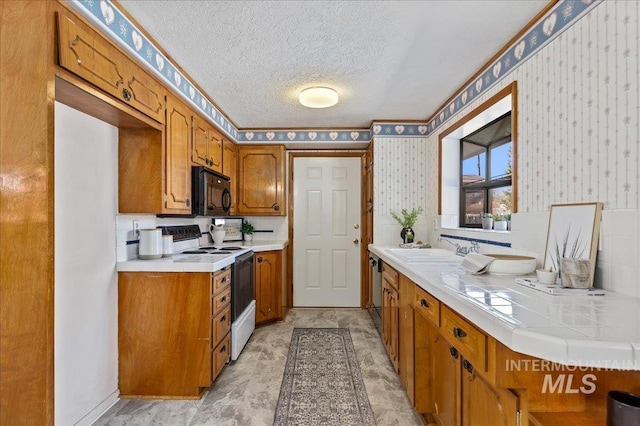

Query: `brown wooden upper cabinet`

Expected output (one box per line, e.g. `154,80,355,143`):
57,12,164,123
119,95,191,214
236,145,286,216
192,115,223,173
222,140,238,214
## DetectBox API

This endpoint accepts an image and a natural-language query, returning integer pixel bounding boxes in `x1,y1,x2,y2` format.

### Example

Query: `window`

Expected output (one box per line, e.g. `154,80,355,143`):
438,81,517,230
460,113,512,227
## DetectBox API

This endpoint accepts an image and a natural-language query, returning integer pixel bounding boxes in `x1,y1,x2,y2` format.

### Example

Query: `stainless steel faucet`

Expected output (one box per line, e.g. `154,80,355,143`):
438,237,480,256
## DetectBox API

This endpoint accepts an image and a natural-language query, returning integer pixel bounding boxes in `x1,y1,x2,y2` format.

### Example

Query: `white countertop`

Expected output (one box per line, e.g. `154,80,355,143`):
117,240,288,273
370,244,640,370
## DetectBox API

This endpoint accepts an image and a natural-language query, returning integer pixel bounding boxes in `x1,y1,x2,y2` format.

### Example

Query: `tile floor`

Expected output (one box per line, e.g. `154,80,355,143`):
95,308,422,426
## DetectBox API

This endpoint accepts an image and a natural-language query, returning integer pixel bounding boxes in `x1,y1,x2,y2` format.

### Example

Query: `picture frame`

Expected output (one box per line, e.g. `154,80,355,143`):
212,217,244,242
542,202,603,287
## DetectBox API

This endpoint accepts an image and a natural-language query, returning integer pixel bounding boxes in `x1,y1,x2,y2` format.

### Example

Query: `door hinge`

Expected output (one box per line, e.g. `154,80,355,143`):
516,410,521,426
163,193,168,203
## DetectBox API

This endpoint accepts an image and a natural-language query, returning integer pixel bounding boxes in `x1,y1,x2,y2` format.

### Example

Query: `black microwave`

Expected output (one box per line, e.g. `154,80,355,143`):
191,166,231,216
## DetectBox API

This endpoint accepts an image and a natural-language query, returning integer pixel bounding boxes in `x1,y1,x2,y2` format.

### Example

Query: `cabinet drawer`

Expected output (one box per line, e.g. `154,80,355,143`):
441,305,487,371
414,286,440,327
212,334,230,380
212,286,231,315
212,305,231,347
212,267,231,295
381,262,398,291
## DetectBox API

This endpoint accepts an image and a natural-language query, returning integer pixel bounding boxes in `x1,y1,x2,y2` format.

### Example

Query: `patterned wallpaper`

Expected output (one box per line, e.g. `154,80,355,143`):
426,0,639,215
373,137,427,215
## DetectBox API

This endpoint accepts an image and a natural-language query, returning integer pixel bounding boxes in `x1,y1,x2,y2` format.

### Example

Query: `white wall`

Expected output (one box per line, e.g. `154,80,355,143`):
420,1,639,297
54,102,119,425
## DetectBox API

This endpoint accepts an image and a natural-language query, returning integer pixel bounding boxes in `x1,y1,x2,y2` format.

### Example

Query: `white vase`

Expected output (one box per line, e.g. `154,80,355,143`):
494,220,507,231
244,233,253,242
209,224,226,245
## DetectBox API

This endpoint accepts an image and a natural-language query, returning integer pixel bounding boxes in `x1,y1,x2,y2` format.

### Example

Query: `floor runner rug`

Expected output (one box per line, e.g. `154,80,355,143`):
274,328,376,426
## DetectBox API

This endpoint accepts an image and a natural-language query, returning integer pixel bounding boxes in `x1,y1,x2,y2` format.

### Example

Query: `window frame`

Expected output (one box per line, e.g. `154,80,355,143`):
437,81,518,229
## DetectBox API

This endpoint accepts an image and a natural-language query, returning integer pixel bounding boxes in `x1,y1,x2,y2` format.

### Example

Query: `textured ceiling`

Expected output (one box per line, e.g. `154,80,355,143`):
118,0,549,129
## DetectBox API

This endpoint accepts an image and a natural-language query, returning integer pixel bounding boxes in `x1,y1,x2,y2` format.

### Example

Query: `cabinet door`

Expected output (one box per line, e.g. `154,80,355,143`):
208,127,223,173
165,96,192,213
237,145,286,215
119,272,211,397
222,140,237,214
399,275,415,404
462,365,519,426
58,13,164,124
123,62,164,123
58,13,125,100
255,251,281,324
388,287,399,372
192,115,210,168
432,334,461,426
414,311,436,414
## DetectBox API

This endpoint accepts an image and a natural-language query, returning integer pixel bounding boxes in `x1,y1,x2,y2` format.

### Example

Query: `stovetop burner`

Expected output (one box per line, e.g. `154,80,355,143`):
181,249,233,255
200,246,244,251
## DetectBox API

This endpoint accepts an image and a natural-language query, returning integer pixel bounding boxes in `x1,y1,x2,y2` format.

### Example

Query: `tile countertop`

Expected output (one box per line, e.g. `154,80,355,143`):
117,240,288,273
369,244,640,371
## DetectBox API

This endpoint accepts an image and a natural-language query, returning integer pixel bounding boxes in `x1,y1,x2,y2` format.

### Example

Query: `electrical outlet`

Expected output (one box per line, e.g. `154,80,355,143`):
432,219,438,230
132,220,140,239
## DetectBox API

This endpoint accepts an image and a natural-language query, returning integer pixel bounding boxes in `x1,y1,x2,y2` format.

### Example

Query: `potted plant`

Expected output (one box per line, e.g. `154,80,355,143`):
493,214,507,231
240,221,255,242
505,213,512,231
481,213,493,230
390,207,423,243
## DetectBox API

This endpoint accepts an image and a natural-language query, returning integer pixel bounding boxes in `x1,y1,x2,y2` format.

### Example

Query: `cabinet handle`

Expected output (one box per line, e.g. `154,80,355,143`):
122,88,132,101
220,345,226,353
185,198,191,207
463,359,474,374
273,204,280,211
257,257,263,263
453,327,467,339
221,277,226,283
220,296,227,303
220,315,226,322
449,346,459,359
420,299,429,308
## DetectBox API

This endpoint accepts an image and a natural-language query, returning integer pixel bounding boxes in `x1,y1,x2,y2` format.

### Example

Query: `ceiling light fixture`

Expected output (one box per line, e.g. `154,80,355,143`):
299,87,339,108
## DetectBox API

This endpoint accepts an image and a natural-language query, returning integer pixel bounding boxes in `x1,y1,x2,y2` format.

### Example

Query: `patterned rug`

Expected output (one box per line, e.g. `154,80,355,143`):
274,328,376,426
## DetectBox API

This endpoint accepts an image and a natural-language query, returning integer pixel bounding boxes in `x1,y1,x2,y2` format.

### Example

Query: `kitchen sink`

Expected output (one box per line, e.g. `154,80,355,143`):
385,248,459,262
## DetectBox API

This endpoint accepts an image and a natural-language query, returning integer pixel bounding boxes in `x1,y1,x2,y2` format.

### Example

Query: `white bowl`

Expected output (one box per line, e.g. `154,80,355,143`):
484,254,537,275
536,269,558,284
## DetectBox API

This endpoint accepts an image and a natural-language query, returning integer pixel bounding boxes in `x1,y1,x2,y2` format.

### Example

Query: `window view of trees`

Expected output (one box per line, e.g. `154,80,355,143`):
460,113,512,227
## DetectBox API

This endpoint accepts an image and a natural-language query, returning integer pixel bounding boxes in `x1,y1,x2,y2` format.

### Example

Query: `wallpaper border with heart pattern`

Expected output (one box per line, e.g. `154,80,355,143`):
70,0,600,143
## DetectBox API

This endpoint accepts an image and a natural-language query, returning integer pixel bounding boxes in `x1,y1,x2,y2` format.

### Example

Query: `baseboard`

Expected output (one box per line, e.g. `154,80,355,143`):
74,389,120,426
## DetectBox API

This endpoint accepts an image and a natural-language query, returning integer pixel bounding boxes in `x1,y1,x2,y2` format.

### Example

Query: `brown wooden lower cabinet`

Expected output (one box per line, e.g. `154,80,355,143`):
381,268,640,426
381,262,399,372
399,274,415,404
255,250,282,325
118,268,231,398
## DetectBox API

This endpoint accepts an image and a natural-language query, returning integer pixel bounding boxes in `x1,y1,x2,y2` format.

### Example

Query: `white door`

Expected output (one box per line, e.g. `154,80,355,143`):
293,157,362,307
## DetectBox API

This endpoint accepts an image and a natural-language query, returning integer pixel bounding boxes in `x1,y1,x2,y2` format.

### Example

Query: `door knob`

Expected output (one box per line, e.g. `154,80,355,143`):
353,238,359,245
354,223,360,229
